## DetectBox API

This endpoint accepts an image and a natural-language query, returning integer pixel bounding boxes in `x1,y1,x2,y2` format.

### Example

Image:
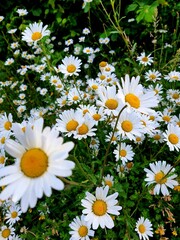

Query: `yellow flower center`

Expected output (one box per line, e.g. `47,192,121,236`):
177,121,180,127
172,76,179,80
172,93,179,99
20,148,48,178
149,116,155,121
121,120,133,132
83,109,89,115
78,124,89,135
149,74,156,80
155,171,167,184
105,67,110,72
0,156,5,164
99,61,107,68
162,116,171,122
78,226,88,237
100,75,106,80
168,133,179,144
93,113,101,121
73,96,79,101
138,224,146,233
1,137,5,144
92,200,107,216
136,137,141,142
66,120,79,132
92,84,98,90
153,134,161,140
105,99,118,110
11,211,18,218
67,64,76,73
119,149,127,157
4,121,12,130
125,93,140,109
31,32,42,41
142,56,148,62
2,229,10,238
105,180,113,187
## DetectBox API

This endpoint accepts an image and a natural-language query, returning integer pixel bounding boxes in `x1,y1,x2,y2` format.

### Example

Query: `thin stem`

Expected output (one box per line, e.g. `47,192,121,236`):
58,177,87,187
99,105,127,183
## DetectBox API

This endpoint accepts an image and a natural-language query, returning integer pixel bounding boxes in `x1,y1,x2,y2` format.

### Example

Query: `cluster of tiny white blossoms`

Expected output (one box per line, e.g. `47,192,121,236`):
0,6,179,239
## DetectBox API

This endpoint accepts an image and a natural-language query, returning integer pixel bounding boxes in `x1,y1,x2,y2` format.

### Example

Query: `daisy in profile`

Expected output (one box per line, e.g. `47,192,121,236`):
144,69,161,82
69,215,95,240
102,174,114,188
144,161,178,196
0,225,15,240
22,22,50,43
81,186,122,229
136,52,154,66
164,70,180,82
113,142,135,165
0,118,75,212
118,74,158,115
59,55,82,77
163,123,180,151
0,113,13,135
135,216,153,240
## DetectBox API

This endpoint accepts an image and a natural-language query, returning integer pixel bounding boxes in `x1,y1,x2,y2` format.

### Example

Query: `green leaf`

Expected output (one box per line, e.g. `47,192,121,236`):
32,8,42,17
126,3,138,13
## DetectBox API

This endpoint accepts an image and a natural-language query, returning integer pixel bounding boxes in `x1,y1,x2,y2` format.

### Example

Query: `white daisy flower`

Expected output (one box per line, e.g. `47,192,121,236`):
16,9,28,16
81,186,122,229
115,110,144,141
135,216,153,240
118,74,158,115
59,55,82,76
74,114,97,140
102,174,114,188
144,69,161,82
0,113,13,134
0,225,15,240
22,22,50,43
55,109,83,137
163,123,180,151
144,161,178,196
164,71,180,82
0,118,75,212
69,215,95,240
0,16,4,22
136,52,154,66
5,203,22,225
96,85,124,116
113,142,135,165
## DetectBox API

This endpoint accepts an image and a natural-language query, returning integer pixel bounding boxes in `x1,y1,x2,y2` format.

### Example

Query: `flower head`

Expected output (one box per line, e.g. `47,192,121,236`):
81,186,122,229
59,55,82,77
0,118,75,212
22,22,50,43
135,216,153,240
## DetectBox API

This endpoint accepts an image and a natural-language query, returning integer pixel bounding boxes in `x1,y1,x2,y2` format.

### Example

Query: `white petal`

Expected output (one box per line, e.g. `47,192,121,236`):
5,140,25,158
0,165,18,178
12,177,30,202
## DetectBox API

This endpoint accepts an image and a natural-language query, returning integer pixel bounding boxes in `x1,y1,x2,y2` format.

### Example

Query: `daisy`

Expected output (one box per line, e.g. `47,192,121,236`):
68,87,83,104
166,89,180,104
135,216,153,240
163,123,180,151
0,16,4,22
81,186,122,229
151,130,164,144
83,47,94,54
0,225,15,240
144,69,161,82
144,161,178,196
117,74,158,115
0,113,13,135
164,71,180,82
4,58,14,66
22,22,50,43
115,110,144,141
82,28,90,35
5,203,22,225
55,109,82,137
16,9,28,16
69,215,95,240
113,142,135,165
102,174,114,188
0,118,75,212
74,114,97,140
0,149,7,168
59,55,82,76
136,52,154,66
96,85,124,116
